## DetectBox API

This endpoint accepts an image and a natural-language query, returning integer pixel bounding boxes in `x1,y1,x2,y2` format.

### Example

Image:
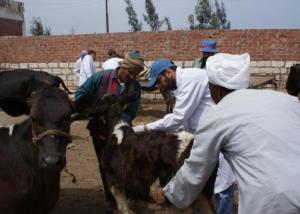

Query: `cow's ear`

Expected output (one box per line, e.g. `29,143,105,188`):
75,94,100,116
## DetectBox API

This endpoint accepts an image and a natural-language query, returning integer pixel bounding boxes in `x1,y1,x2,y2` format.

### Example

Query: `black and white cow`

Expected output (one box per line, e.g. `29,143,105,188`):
76,93,217,214
0,86,74,214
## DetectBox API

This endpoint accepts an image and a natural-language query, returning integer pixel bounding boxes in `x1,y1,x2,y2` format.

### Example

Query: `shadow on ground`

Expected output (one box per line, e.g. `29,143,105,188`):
52,188,108,214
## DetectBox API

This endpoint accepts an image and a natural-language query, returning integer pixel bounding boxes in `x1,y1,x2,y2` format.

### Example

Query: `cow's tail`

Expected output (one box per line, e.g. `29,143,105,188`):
55,76,74,94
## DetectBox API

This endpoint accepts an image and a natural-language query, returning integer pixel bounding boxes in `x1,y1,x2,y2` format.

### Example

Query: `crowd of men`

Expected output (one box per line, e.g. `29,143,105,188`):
74,40,300,214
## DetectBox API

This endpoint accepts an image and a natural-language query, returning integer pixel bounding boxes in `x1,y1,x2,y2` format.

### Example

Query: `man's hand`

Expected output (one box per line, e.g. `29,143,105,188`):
151,187,167,205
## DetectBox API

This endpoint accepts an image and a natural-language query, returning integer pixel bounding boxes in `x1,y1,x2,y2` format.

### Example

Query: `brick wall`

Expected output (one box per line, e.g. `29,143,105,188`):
0,30,299,63
0,30,299,96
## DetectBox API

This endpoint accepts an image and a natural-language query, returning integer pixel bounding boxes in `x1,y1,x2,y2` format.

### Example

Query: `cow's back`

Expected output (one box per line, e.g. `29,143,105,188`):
0,69,58,99
102,128,184,200
0,69,60,116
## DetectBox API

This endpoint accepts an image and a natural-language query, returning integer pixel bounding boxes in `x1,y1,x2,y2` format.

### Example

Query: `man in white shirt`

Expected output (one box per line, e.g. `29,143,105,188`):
151,53,300,214
133,59,235,213
102,48,124,70
79,50,96,86
102,57,123,70
74,50,88,75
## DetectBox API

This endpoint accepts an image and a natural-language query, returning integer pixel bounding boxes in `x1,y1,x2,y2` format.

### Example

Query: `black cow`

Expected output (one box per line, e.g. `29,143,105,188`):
286,64,300,100
0,86,74,214
76,94,217,213
0,69,72,116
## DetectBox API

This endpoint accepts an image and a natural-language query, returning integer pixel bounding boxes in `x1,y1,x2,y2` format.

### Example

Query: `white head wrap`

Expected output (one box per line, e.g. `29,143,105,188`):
206,53,250,90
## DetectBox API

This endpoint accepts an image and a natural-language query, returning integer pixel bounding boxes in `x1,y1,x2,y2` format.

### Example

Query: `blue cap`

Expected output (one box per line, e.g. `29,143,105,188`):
147,59,175,88
200,39,218,53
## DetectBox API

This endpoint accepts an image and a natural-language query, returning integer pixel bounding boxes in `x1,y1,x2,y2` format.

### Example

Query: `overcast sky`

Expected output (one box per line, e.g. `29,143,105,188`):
20,0,300,35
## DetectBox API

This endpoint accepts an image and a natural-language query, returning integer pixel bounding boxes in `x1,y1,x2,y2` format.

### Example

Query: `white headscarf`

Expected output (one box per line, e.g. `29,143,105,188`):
206,53,250,90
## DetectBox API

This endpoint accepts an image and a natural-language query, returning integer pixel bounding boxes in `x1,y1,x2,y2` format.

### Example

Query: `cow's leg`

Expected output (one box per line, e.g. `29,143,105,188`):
110,186,131,214
160,89,174,114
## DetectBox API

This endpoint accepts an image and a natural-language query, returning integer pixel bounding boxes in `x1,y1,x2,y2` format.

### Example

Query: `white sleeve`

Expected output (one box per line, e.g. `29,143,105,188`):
83,56,93,79
163,112,222,208
73,58,81,74
146,78,208,132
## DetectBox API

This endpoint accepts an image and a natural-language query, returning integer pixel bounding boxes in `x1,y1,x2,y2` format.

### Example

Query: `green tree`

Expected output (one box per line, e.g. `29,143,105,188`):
124,0,142,32
220,1,231,29
30,17,51,36
188,0,231,30
44,26,51,35
143,0,172,31
195,0,212,29
188,14,196,30
164,17,172,30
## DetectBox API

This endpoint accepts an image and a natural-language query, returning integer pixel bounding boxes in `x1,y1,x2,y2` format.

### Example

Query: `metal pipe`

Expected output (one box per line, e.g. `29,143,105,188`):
105,0,109,33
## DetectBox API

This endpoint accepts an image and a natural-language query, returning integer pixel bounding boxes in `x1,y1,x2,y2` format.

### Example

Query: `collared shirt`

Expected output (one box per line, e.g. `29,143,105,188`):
164,89,300,214
79,55,96,86
146,67,213,133
146,67,235,193
75,69,141,122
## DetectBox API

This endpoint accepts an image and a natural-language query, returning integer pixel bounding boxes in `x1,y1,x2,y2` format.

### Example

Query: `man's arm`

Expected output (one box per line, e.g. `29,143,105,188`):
162,112,223,208
122,81,141,122
143,78,209,132
75,72,103,100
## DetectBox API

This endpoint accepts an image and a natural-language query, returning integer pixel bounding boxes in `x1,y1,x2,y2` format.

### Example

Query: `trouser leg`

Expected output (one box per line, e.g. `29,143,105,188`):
91,136,115,204
215,184,234,214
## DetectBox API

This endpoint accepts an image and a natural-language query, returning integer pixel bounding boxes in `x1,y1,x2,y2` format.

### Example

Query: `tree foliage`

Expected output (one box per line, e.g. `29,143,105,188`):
30,17,51,36
143,0,172,31
188,0,231,30
124,0,142,32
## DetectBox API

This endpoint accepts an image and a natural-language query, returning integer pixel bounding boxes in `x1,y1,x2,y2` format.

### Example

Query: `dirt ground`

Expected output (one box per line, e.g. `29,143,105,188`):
0,101,237,214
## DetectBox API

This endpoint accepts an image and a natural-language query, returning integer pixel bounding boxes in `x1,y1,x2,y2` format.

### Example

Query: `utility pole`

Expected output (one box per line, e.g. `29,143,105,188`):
105,0,109,33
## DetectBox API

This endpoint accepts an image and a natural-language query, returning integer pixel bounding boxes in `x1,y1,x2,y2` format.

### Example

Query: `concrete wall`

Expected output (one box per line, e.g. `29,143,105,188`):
0,60,297,98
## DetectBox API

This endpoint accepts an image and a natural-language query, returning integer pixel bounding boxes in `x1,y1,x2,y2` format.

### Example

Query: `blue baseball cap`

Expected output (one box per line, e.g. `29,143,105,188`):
147,59,175,88
200,39,218,53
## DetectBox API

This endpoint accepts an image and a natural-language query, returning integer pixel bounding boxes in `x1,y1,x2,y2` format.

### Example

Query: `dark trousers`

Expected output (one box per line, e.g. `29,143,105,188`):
91,136,115,204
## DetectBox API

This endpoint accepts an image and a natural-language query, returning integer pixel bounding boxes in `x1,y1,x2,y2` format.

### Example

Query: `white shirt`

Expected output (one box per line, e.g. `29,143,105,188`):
146,67,235,193
164,89,300,214
79,55,96,86
102,57,123,70
147,67,213,133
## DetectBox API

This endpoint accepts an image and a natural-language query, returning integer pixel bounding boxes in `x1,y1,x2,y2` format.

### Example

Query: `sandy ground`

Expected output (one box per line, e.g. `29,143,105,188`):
0,101,237,214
